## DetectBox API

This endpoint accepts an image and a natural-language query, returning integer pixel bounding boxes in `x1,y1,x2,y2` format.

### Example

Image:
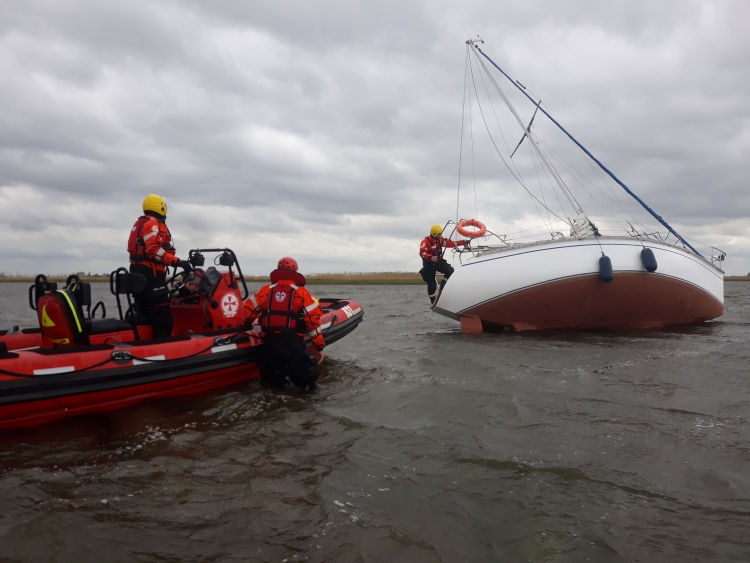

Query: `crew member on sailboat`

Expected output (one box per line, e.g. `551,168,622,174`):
419,224,469,304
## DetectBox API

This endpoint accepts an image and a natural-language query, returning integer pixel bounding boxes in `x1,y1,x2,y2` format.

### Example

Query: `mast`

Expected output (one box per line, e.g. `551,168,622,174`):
470,41,703,258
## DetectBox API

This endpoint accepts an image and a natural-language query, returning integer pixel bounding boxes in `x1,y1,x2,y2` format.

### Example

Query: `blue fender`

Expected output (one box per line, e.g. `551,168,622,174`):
599,255,614,283
641,248,658,273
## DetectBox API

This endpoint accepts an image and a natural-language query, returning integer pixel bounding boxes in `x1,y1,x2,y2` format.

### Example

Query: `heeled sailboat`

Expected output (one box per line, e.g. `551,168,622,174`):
432,39,725,333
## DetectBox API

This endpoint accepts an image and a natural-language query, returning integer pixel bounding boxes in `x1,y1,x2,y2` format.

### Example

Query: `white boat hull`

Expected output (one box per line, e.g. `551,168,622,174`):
432,239,724,332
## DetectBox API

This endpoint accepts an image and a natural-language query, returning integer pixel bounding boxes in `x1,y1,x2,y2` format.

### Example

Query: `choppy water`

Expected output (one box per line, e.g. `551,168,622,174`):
1,281,749,562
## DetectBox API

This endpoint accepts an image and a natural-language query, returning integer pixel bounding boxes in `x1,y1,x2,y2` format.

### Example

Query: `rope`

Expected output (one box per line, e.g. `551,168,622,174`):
0,355,114,378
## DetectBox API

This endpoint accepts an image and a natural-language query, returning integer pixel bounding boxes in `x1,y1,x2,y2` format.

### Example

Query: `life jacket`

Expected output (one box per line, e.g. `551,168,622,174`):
127,215,175,264
261,282,304,333
420,235,445,261
37,287,87,347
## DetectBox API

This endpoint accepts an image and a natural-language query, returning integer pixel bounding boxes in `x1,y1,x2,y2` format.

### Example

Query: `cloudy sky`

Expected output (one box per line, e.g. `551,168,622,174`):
1,0,748,276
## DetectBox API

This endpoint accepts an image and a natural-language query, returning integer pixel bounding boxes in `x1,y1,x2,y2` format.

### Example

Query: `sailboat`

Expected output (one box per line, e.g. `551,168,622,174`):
432,39,725,333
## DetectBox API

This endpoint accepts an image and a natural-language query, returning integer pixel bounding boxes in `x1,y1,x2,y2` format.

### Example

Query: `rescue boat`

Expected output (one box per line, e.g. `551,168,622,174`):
0,248,364,429
431,40,725,332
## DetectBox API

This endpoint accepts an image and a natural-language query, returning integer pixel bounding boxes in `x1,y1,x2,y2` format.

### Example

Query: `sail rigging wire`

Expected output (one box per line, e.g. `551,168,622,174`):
503,220,567,236
470,60,606,256
533,97,652,236
530,139,571,226
472,51,554,234
466,41,635,247
472,43,704,258
526,134,554,229
468,55,549,229
531,95,648,235
572,140,650,233
465,53,566,227
538,140,635,236
462,39,674,251
535,135,651,236
469,46,585,218
467,64,479,221
526,133,646,257
455,45,469,225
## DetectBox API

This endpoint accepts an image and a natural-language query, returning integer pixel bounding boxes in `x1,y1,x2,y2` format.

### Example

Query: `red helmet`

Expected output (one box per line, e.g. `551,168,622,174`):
277,256,298,271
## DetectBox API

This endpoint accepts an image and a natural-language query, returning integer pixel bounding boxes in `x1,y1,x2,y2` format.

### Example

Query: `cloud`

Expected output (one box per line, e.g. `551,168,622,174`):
0,0,748,277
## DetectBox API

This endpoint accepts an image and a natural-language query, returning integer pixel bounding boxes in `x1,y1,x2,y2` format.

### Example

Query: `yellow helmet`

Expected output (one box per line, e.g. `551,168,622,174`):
430,224,443,237
143,194,168,217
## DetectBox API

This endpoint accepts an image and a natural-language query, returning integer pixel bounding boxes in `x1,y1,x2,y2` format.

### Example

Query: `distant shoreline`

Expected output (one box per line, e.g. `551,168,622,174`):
2,274,748,284
0,272,429,285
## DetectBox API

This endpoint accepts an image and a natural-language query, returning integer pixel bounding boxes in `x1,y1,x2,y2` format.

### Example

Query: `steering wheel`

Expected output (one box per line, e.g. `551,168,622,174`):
170,268,214,303
167,263,197,301
167,261,193,287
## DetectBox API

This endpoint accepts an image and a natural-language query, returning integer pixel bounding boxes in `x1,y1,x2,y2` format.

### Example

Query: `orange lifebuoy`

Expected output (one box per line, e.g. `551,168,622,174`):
456,219,486,238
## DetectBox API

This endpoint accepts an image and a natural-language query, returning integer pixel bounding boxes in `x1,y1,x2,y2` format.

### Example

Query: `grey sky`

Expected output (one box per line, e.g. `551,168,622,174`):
1,0,748,276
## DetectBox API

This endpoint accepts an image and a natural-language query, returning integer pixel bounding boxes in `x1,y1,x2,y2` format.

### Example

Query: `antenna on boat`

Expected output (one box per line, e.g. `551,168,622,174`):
469,42,704,258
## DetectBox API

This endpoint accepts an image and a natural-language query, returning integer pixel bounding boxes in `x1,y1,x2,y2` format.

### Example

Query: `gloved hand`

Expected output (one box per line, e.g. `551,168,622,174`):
175,260,192,272
313,348,326,365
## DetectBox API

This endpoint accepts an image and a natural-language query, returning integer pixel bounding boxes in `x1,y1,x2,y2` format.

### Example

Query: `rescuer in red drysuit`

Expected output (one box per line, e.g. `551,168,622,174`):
242,257,325,392
128,194,191,338
419,224,469,304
